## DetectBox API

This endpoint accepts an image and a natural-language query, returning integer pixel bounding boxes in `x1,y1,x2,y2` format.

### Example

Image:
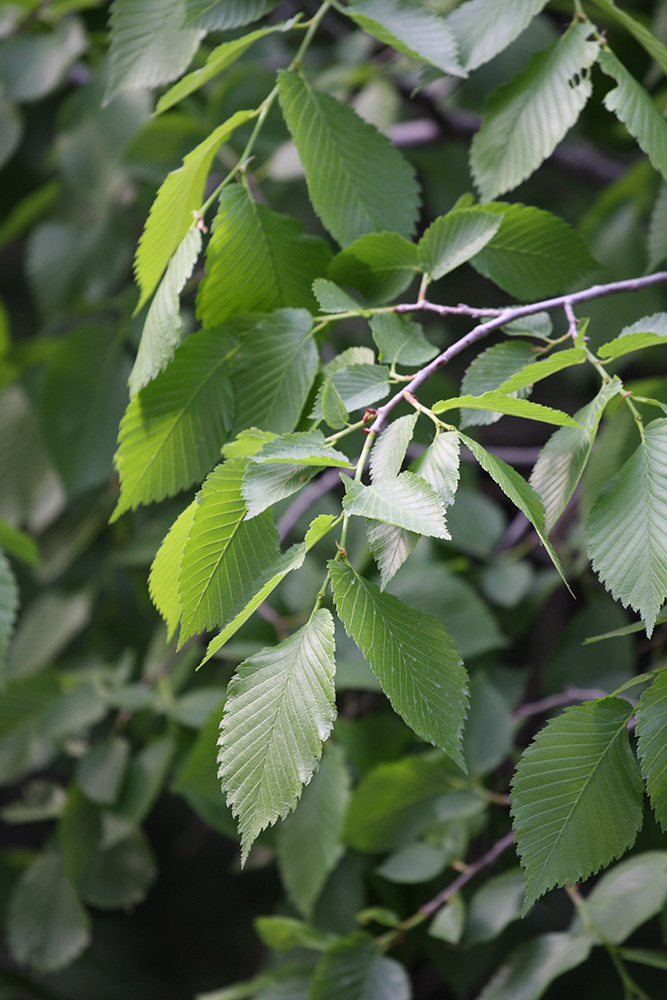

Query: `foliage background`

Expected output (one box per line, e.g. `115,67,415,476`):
1,1,667,998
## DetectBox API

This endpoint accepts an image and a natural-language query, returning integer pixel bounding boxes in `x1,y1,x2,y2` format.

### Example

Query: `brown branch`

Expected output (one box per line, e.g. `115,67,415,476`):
418,830,517,919
513,685,610,720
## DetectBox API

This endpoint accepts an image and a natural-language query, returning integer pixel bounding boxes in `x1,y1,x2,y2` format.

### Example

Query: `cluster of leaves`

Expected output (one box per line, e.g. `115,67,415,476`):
2,1,667,998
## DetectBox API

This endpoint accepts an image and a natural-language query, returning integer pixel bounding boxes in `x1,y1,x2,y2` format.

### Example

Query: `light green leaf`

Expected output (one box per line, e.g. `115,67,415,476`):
459,340,536,428
0,552,18,682
459,433,568,586
370,414,418,482
344,0,463,76
495,347,586,394
129,228,202,396
570,851,667,944
648,183,667,271
178,459,287,643
243,463,317,519
310,936,411,1000
636,670,667,830
476,932,592,1000
197,187,332,327
133,109,255,311
511,697,643,912
330,561,467,768
112,329,236,520
328,232,420,304
218,609,336,862
370,313,438,365
600,48,667,183
343,473,449,538
182,0,279,30
277,742,351,919
277,71,420,247
231,309,318,435
418,207,503,279
343,755,457,851
222,428,277,460
251,431,354,468
530,378,622,531
321,380,350,430
410,431,461,505
434,393,579,427
429,893,465,944
312,364,391,421
104,0,201,106
313,278,362,313
586,418,667,636
7,849,90,973
471,23,598,202
598,312,667,359
155,27,280,115
0,520,38,566
590,0,667,76
255,916,338,953
447,0,550,72
471,203,598,301
503,311,553,340
149,500,197,640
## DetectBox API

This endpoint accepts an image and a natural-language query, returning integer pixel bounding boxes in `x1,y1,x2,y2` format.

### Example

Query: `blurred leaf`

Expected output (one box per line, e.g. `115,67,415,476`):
0,553,18,683
172,698,237,837
0,520,39,566
76,736,130,806
310,936,410,1000
447,0,550,72
0,17,86,102
476,932,592,1000
569,851,667,944
255,916,338,953
376,842,447,884
6,590,92,682
648,182,667,271
182,0,280,30
636,669,667,830
428,893,465,944
463,672,513,775
0,86,21,169
465,869,526,944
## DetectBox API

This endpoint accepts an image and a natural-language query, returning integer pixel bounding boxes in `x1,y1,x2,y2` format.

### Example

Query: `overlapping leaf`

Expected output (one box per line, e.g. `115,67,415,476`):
434,393,578,427
129,228,201,396
366,414,419,587
133,109,255,311
447,0,550,72
149,500,197,640
311,364,391,422
418,207,503,278
370,313,437,365
459,340,535,427
249,431,354,468
597,312,667,360
471,23,599,201
495,347,586,393
600,48,667,183
218,609,336,862
590,0,667,76
511,697,643,912
411,431,461,505
104,0,200,106
313,278,362,313
343,473,449,538
310,936,411,1000
586,418,667,636
278,71,420,247
330,562,467,767
636,669,667,830
112,330,236,519
344,0,463,77
328,232,420,304
243,461,317,520
182,0,279,30
197,187,332,327
470,203,598,300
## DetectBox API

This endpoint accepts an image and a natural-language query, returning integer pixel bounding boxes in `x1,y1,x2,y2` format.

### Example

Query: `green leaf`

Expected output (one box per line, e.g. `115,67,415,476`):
495,347,586,394
276,742,351,919
242,463,318,519
0,520,38,565
111,734,177,826
129,228,202,396
311,364,391,422
218,609,337,862
597,312,667,359
434,393,579,427
328,232,420,304
586,418,667,636
511,697,643,912
569,851,667,944
255,916,338,953
429,893,465,944
366,521,419,591
133,109,255,311
178,459,288,643
619,948,667,972
447,0,550,72
0,552,18,681
465,869,526,944
112,329,236,520
530,378,622,531
155,27,280,115
330,561,467,768
343,473,449,538
377,842,447,885
182,0,279,30
459,433,568,586
321,380,350,430
0,87,21,171
277,71,420,247
76,736,130,806
410,431,461,505
648,183,667,271
149,500,197,640
310,936,411,1000
104,0,201,106
223,428,277,460
476,932,593,1000
344,0,463,77
459,340,536,428
313,278,362,313
1,18,86,104
250,431,354,468
503,311,553,340
231,309,318,435
370,414,418,482
418,207,503,278
636,670,667,830
471,23,598,202
172,697,236,836
589,0,667,76
343,754,457,851
599,48,667,183
7,849,90,973
370,313,438,365
471,203,598,301
197,187,332,326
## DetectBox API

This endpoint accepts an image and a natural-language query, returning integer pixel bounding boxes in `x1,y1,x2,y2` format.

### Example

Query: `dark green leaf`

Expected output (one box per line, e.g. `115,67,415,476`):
636,669,667,830
418,207,502,278
569,851,667,944
476,932,592,1000
312,364,391,422
310,936,411,1000
313,279,362,313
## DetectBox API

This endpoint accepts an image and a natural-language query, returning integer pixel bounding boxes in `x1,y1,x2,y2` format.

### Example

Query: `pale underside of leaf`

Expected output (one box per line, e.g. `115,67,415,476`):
447,0,550,72
600,47,667,183
218,609,337,862
345,0,463,77
182,0,279,30
370,414,418,482
343,472,449,538
370,312,438,365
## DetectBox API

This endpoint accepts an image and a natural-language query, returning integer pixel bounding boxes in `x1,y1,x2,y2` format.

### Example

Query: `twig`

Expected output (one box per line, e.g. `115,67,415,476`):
418,830,517,919
369,271,667,434
513,685,610,720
